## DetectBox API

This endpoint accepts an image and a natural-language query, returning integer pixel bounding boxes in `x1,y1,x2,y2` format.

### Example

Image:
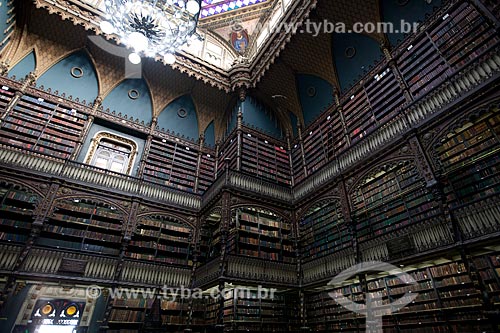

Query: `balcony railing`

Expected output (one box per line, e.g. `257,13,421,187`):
294,49,500,200
0,50,498,209
0,145,202,209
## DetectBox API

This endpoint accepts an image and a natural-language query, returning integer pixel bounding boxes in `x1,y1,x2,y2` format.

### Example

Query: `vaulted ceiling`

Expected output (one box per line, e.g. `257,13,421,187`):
3,0,443,140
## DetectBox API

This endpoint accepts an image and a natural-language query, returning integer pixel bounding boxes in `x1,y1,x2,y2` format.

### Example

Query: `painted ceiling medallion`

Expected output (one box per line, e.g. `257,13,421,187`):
230,21,249,54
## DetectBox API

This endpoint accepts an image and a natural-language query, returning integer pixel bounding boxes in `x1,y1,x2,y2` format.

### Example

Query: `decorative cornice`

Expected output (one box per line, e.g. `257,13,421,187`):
32,0,232,91
32,0,317,92
248,0,318,86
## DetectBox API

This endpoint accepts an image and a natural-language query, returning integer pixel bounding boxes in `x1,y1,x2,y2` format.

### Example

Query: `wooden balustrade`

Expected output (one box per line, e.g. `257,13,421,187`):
20,248,118,280
120,260,191,287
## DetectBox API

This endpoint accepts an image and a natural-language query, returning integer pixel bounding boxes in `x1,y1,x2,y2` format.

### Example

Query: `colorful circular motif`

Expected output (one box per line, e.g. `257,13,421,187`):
41,303,54,315
64,304,78,317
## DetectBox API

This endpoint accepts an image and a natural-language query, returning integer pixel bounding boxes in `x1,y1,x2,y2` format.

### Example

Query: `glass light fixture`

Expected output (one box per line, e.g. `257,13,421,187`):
100,0,203,64
128,52,142,64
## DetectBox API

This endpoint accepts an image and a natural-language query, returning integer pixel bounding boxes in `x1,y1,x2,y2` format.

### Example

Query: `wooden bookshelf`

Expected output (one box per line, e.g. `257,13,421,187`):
191,298,207,329
302,126,328,175
0,94,87,159
396,28,451,98
306,259,492,332
483,0,499,20
351,161,441,244
159,298,189,328
144,137,198,193
223,286,299,332
240,130,291,185
436,109,500,206
217,131,238,177
37,199,123,256
342,87,372,145
198,151,215,194
305,281,364,332
0,184,38,243
435,108,500,240
199,212,222,262
125,215,192,267
203,288,220,327
107,291,154,331
0,85,15,111
395,1,499,99
428,2,499,73
363,65,406,126
231,207,295,263
473,252,500,310
291,143,305,184
299,199,351,261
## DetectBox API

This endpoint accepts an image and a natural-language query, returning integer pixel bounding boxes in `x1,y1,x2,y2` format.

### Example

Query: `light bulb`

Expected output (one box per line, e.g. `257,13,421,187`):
186,0,200,14
129,31,149,52
100,21,114,34
128,52,141,64
164,53,176,64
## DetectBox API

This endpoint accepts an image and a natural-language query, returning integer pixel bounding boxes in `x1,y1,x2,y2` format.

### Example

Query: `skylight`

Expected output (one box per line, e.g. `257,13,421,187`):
200,0,270,18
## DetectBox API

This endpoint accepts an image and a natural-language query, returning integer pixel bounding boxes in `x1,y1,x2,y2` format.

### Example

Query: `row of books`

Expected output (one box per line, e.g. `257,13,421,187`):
56,201,122,220
300,201,349,260
138,219,191,233
42,225,122,242
113,298,154,308
122,252,189,266
109,309,144,322
129,241,189,254
290,2,497,189
50,214,122,231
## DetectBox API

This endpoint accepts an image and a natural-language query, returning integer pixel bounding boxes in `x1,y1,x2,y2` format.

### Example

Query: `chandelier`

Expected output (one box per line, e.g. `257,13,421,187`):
100,0,203,64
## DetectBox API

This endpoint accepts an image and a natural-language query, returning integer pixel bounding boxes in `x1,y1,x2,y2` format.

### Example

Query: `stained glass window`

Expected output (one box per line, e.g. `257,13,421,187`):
201,0,270,18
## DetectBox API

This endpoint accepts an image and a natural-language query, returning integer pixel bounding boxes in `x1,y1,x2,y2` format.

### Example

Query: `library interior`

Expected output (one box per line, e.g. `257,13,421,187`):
0,0,498,332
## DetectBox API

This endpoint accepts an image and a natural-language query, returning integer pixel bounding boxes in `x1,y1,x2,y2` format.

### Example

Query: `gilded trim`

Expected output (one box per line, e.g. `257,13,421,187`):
84,132,138,175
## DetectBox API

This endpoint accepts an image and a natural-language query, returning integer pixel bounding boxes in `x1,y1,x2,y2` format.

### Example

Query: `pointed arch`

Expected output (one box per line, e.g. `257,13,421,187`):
8,50,36,80
332,33,383,92
37,49,99,103
203,121,215,147
379,0,442,47
53,195,128,217
101,78,153,125
296,74,335,127
240,96,283,139
157,94,199,141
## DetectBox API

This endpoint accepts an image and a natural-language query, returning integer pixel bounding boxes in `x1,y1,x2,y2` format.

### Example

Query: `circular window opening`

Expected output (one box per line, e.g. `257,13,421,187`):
128,89,140,100
70,67,84,78
177,108,188,118
307,87,317,97
345,46,356,59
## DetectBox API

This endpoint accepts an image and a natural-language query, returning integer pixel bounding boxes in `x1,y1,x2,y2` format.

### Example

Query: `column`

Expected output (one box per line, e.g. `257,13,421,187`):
335,91,351,146
70,96,103,160
101,200,139,330
194,134,205,193
137,117,158,178
0,182,60,312
382,44,414,104
236,88,246,172
297,123,308,178
214,140,220,178
286,131,294,187
339,177,358,263
215,190,232,332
